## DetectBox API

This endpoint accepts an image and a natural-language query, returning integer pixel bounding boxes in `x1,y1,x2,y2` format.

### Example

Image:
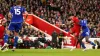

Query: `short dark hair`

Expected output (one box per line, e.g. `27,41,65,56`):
16,0,22,5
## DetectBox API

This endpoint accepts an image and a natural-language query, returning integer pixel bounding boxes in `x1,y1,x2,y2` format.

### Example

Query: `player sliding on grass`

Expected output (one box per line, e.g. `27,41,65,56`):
1,0,28,52
79,16,96,51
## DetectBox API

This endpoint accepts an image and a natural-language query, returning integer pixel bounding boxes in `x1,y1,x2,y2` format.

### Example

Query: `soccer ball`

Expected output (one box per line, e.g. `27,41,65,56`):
18,38,23,43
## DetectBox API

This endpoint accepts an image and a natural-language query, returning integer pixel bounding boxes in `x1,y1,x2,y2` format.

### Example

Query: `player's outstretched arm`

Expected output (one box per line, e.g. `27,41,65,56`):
1,17,7,25
0,14,7,25
8,12,12,19
23,11,28,20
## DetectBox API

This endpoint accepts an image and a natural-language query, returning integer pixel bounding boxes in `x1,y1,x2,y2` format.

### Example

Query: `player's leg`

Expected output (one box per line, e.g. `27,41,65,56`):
72,29,81,48
78,36,87,51
85,36,96,48
6,23,16,51
69,28,78,51
0,26,5,50
78,36,86,49
70,28,77,47
76,35,83,48
85,31,96,48
1,25,10,51
0,39,4,50
12,23,22,51
79,32,87,51
12,32,18,51
75,34,80,48
74,29,81,48
70,28,81,51
1,30,10,51
1,42,9,52
76,37,81,48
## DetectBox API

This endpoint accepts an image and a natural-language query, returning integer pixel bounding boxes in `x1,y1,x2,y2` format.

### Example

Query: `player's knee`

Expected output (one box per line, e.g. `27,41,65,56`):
86,40,88,42
6,30,10,36
14,32,19,36
86,40,90,43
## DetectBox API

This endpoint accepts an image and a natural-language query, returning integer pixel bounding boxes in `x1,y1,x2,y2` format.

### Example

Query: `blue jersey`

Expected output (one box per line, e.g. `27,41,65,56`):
80,19,89,31
10,6,25,23
80,19,90,37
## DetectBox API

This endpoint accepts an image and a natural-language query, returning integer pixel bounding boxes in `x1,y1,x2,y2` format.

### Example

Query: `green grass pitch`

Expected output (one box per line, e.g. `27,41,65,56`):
0,49,100,56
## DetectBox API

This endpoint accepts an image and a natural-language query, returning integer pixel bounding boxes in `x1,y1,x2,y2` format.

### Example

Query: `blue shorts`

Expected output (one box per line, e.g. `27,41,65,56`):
8,23,22,32
81,29,90,37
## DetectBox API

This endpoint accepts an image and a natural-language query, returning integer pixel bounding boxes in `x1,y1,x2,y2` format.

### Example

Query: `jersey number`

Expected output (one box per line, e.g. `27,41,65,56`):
82,20,86,23
14,9,21,15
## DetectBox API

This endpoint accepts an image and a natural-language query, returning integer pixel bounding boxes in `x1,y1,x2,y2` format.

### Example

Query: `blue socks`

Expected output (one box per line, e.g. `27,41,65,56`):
14,36,18,48
4,34,9,43
81,42,86,49
3,34,19,49
90,41,96,46
81,41,96,49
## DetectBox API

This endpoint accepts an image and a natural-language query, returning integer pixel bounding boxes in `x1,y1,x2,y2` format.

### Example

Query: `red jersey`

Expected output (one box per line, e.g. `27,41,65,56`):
71,16,81,37
0,14,4,25
0,14,4,19
72,16,80,28
0,14,5,39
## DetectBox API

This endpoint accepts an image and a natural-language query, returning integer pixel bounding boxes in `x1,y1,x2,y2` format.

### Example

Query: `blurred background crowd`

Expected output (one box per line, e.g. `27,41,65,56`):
0,0,100,49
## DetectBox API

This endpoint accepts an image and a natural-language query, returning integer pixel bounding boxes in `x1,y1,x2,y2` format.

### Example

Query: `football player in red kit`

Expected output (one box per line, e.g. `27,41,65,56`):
68,15,81,51
0,14,7,48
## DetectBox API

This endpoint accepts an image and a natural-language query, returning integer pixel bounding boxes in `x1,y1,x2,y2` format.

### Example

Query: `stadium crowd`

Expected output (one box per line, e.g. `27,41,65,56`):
0,0,100,49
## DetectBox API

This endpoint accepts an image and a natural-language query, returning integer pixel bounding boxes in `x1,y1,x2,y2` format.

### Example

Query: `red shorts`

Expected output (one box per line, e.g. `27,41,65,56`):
0,26,5,39
71,27,80,37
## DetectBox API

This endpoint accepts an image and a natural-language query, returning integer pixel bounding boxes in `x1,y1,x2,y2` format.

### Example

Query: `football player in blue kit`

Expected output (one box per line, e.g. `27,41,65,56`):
79,17,96,51
1,0,28,51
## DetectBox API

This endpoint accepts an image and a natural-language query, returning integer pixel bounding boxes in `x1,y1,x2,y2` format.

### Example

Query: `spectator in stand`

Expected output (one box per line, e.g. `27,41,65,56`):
97,29,100,38
58,31,64,48
23,35,30,49
0,0,100,49
38,34,46,48
91,27,97,38
51,30,58,49
94,40,100,49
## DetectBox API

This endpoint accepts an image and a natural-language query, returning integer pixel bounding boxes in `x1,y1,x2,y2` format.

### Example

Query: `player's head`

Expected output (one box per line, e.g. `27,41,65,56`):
15,0,22,5
68,16,73,21
68,13,77,20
